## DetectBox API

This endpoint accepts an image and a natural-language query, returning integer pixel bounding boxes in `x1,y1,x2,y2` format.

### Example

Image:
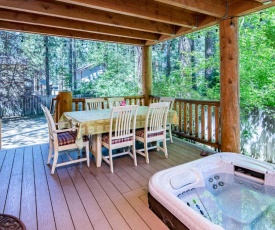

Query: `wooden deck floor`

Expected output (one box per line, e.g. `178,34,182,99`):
0,138,203,230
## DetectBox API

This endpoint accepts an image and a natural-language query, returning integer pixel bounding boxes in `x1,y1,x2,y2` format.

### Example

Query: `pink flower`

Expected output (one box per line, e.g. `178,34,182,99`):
120,100,126,106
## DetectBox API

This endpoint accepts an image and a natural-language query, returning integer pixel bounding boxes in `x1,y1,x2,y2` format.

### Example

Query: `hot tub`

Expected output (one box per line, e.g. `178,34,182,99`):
148,153,275,230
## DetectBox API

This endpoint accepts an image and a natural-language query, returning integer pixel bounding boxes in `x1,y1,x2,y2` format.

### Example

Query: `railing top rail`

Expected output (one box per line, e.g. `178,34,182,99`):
150,95,220,106
52,95,145,101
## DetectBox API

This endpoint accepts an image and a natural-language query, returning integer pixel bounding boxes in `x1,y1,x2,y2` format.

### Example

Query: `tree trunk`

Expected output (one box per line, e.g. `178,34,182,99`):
72,39,77,90
166,41,171,77
205,30,216,82
44,36,50,96
190,39,196,90
178,37,194,77
69,39,73,90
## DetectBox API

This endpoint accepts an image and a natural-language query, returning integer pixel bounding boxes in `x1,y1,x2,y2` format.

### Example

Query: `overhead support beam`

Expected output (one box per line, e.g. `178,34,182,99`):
0,0,175,35
228,0,275,16
145,15,218,45
0,21,145,45
154,0,226,18
0,9,158,41
56,0,197,27
219,17,240,153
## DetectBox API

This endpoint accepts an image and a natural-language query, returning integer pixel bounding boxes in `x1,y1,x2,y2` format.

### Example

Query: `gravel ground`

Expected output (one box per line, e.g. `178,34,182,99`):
1,115,49,149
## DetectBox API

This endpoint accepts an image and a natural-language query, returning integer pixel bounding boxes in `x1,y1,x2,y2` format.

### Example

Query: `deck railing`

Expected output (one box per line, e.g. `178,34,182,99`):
150,96,221,149
50,95,145,115
50,95,221,149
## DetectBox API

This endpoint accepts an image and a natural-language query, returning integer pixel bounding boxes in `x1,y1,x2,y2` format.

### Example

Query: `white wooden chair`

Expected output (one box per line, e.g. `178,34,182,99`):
85,98,105,110
107,97,125,109
101,105,138,173
41,105,90,174
159,97,175,143
136,102,170,163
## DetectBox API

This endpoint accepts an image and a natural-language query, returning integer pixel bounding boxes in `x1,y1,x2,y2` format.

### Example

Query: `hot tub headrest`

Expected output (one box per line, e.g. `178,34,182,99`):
170,171,197,190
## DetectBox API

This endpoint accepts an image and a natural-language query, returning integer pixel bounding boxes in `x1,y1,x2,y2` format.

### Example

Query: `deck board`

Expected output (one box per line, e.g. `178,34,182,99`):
64,158,112,230
123,187,169,230
33,145,56,230
58,155,94,230
20,146,37,230
5,148,24,217
76,162,130,230
0,149,13,213
0,138,203,230
40,144,75,230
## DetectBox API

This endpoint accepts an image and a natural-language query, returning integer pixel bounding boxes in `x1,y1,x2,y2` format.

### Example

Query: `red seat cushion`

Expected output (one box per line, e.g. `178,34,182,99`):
135,129,164,138
57,131,89,146
102,133,133,145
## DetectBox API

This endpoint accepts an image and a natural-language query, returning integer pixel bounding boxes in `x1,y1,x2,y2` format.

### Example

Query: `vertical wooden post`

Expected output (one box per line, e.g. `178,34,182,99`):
55,91,72,121
220,17,241,153
142,45,152,106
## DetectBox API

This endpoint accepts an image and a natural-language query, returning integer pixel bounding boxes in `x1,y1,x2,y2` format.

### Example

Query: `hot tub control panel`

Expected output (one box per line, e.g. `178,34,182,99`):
178,189,210,220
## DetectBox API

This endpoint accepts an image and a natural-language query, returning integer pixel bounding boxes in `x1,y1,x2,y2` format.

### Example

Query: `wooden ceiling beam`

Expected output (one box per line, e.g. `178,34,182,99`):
228,0,275,17
0,9,159,41
0,0,174,35
145,14,218,45
0,21,145,45
56,0,197,27
153,0,226,18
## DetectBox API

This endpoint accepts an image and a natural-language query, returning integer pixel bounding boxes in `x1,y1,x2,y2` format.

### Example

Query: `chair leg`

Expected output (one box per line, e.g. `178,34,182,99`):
163,138,168,159
144,143,149,164
85,142,90,167
132,144,137,166
51,150,58,174
169,124,173,143
47,141,53,164
109,148,114,173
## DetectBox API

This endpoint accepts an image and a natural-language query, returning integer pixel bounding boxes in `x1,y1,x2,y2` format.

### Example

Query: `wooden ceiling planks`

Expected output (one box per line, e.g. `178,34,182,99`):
0,0,273,45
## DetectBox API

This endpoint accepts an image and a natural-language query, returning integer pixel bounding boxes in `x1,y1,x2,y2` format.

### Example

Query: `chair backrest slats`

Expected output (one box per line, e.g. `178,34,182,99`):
41,104,57,139
109,105,138,142
85,98,105,110
159,97,175,110
107,97,125,109
146,102,170,133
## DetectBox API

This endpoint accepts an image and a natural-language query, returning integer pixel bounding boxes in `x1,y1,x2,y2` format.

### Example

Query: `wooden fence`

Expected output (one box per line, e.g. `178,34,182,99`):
0,95,54,118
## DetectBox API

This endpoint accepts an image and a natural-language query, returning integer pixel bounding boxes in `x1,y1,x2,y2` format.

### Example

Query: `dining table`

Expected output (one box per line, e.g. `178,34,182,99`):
59,106,178,167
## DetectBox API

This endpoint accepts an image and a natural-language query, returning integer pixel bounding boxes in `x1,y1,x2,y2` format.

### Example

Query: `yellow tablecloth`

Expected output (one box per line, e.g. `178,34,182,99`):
59,106,178,147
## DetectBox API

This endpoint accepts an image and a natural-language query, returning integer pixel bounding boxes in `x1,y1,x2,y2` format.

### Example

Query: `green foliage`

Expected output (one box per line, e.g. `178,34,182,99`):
152,26,220,100
239,7,275,112
77,43,142,97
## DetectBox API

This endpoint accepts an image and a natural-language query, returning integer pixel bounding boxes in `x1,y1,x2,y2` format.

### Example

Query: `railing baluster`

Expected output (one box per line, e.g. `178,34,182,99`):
178,101,182,132
183,102,187,133
207,105,212,142
195,104,198,137
189,103,193,135
215,106,220,144
201,105,205,140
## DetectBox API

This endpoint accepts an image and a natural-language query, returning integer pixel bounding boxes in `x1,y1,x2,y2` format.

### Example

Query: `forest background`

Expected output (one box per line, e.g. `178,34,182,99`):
0,7,274,159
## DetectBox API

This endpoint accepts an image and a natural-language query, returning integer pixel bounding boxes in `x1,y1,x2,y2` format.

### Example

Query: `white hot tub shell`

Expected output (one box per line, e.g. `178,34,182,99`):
148,153,275,230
